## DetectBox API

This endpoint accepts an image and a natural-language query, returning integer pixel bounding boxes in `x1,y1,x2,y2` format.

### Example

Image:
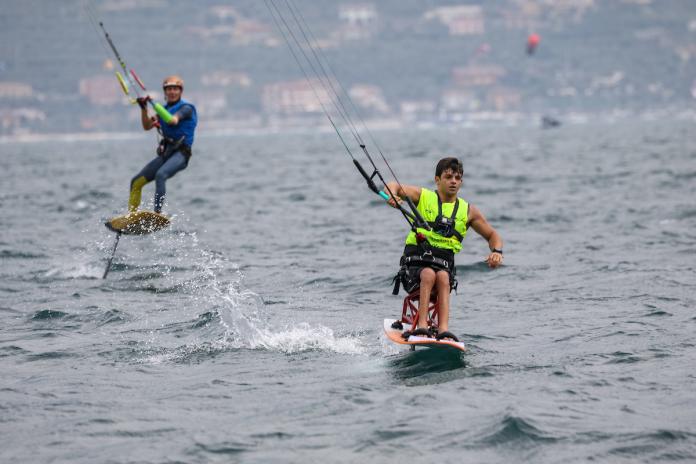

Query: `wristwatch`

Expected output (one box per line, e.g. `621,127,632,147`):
491,248,503,255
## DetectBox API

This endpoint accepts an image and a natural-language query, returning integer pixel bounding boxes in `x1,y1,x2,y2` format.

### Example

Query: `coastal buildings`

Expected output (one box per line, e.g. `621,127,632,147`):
0,1,693,136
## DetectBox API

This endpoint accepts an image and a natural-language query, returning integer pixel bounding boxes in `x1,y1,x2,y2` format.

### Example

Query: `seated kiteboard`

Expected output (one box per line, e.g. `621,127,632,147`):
383,289,466,352
105,210,170,235
383,319,466,352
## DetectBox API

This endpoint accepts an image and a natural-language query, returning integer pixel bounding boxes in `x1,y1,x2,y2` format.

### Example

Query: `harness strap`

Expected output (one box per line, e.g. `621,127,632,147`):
425,195,463,242
391,271,402,295
401,254,451,270
391,253,459,295
158,135,192,161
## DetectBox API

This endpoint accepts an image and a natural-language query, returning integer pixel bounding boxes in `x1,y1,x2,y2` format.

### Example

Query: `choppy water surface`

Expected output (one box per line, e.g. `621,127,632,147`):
1,120,695,463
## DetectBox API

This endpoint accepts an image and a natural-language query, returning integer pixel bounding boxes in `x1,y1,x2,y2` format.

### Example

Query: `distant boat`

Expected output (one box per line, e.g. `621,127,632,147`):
541,115,561,129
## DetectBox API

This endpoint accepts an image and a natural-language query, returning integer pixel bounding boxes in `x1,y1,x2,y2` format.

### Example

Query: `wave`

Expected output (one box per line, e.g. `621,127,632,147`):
24,350,80,361
386,348,468,381
475,413,558,446
31,309,69,320
1,249,47,259
595,429,696,461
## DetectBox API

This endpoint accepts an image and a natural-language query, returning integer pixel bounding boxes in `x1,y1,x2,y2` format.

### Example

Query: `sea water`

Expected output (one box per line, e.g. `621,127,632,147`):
1,119,695,463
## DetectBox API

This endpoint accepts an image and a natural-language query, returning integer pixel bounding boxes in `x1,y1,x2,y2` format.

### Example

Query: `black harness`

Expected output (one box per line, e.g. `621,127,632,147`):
157,135,192,161
392,243,458,295
391,195,466,295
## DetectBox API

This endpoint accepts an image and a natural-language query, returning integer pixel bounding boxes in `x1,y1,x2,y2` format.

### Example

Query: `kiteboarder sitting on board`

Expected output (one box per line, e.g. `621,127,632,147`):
129,75,197,214
384,157,503,342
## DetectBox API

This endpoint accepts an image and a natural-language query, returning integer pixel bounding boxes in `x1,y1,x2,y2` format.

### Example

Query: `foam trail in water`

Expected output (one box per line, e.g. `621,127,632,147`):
43,259,103,280
250,323,364,354
61,211,365,356
214,283,364,355
159,225,365,355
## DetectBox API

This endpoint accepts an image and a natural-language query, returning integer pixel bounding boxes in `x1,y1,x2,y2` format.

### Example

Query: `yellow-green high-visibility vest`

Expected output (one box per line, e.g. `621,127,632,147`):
405,188,468,253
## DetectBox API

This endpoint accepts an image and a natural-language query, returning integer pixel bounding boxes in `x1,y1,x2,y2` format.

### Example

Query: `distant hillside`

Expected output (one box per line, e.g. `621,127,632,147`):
0,0,694,135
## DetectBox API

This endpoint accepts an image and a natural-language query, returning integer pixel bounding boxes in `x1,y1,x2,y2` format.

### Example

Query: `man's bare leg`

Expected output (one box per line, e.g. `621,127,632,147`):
418,268,436,330
435,271,451,332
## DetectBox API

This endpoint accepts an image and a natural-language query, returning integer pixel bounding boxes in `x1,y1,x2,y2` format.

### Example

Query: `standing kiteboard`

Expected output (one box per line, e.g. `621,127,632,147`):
102,211,170,279
105,210,170,235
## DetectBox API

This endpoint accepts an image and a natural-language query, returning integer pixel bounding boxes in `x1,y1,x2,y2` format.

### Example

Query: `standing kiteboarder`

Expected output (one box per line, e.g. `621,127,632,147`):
384,157,503,342
129,75,197,214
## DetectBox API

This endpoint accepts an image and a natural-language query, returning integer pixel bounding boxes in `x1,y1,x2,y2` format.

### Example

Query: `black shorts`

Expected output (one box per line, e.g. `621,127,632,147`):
400,263,455,295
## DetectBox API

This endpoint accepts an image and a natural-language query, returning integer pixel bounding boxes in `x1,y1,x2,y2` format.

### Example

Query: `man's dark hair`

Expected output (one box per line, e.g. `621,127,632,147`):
435,157,463,177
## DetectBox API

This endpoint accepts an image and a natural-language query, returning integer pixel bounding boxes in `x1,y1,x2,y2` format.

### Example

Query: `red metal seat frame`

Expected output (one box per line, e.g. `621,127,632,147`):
400,288,440,330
